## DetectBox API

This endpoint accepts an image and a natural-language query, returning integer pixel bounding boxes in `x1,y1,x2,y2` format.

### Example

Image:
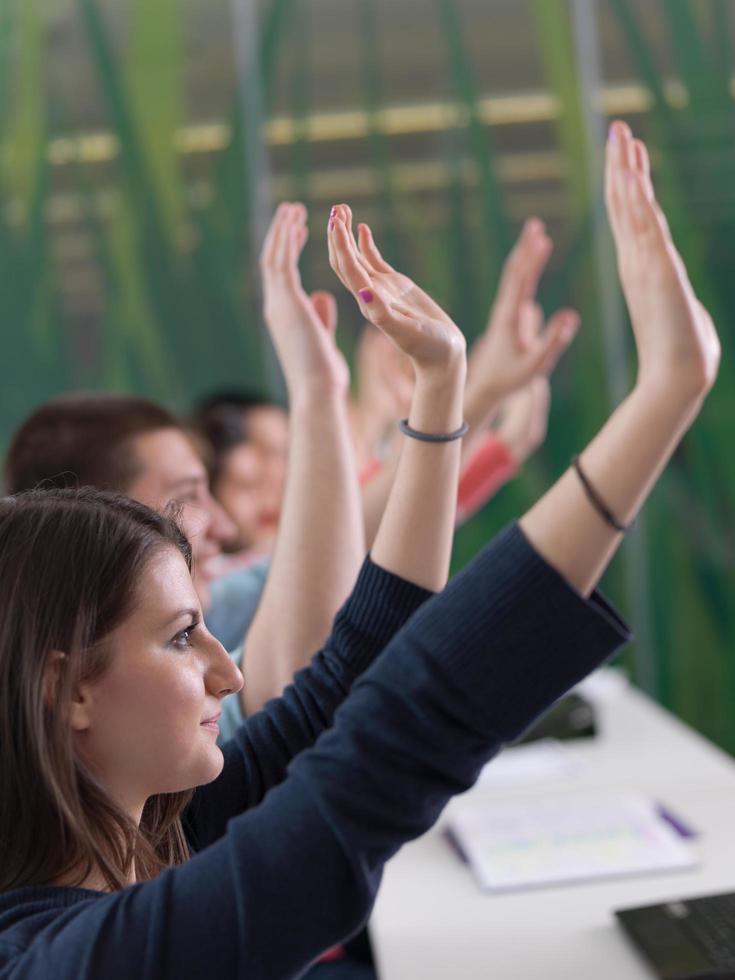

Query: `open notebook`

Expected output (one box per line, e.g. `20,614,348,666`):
448,793,698,893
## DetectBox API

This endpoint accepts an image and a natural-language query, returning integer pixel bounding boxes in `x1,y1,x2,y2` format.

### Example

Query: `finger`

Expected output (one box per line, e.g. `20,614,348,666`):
357,223,394,274
272,203,295,271
536,309,580,375
632,138,655,202
260,202,290,269
290,203,309,263
327,205,340,274
517,300,544,353
494,219,552,320
528,376,551,448
283,217,306,296
630,141,674,244
328,207,356,285
517,223,553,305
330,210,372,290
330,217,393,322
336,204,374,278
607,121,635,239
310,290,338,333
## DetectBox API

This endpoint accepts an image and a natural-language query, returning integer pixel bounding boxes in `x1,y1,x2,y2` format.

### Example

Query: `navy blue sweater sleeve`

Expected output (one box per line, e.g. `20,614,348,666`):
0,526,630,980
185,557,433,850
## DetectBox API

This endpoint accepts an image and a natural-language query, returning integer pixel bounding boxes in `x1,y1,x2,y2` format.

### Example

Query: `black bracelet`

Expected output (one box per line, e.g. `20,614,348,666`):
571,455,632,534
399,418,469,443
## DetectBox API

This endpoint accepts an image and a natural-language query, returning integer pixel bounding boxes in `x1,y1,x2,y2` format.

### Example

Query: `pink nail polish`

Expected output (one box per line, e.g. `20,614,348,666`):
329,220,334,232
358,288,374,304
608,123,617,143
330,206,336,218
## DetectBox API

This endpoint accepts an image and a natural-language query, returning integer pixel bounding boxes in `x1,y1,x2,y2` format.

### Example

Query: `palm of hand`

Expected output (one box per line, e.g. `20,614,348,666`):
261,203,349,395
374,268,466,368
329,206,466,373
605,122,720,397
618,238,719,397
470,307,538,394
467,220,578,403
265,291,346,387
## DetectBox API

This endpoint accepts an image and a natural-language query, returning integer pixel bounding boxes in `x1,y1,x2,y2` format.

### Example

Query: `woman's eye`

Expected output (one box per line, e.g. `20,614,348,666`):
172,627,195,650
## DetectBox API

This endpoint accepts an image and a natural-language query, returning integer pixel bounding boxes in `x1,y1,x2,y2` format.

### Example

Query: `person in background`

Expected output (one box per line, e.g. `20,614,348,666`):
194,391,289,566
4,395,236,612
192,397,272,577
0,123,720,980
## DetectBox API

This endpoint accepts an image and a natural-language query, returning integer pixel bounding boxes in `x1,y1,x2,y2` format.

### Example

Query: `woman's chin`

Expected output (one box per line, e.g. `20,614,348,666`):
157,747,225,795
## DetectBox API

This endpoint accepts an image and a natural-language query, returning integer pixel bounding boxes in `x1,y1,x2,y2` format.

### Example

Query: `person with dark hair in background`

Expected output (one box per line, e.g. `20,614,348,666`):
192,392,288,578
194,390,290,567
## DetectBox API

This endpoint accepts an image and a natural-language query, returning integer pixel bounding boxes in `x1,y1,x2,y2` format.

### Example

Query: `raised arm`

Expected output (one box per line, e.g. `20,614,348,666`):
328,204,466,590
359,219,578,545
520,121,720,595
238,203,365,715
462,217,579,451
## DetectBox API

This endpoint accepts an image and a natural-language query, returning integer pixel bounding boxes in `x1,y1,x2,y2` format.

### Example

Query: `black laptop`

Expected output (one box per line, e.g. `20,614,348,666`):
616,891,735,979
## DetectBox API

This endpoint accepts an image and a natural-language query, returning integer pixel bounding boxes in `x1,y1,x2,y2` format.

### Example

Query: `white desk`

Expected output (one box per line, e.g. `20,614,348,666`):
370,672,735,980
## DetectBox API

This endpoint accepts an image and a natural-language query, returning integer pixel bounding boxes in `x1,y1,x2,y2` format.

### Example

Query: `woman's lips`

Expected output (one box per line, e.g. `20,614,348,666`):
257,510,280,529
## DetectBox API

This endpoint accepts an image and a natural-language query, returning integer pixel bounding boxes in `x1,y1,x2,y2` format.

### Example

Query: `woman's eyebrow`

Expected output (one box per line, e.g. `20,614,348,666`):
160,608,200,629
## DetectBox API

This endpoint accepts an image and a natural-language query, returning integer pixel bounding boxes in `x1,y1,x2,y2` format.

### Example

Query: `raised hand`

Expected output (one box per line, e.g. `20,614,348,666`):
328,204,466,376
519,123,721,597
605,121,720,399
465,219,579,426
260,203,349,397
495,377,551,464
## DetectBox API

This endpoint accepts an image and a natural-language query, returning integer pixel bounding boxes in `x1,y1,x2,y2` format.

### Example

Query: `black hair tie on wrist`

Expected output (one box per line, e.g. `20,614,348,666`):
571,455,632,534
399,418,469,443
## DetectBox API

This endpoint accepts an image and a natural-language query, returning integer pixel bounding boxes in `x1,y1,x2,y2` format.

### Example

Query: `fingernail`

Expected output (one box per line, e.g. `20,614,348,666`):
329,220,334,232
608,123,618,143
358,288,374,304
330,206,336,218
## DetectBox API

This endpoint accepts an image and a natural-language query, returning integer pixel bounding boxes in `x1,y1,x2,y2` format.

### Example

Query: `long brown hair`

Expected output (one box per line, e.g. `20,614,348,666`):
0,488,194,893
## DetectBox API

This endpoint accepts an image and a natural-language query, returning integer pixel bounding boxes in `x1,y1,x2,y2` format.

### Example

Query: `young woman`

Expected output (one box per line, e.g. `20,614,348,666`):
0,124,719,980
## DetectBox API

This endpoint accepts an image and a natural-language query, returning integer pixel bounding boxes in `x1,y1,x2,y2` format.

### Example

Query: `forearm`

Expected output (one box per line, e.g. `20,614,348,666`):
362,388,509,548
371,365,465,591
189,556,432,847
520,381,703,597
361,456,397,548
241,389,365,715
456,434,519,525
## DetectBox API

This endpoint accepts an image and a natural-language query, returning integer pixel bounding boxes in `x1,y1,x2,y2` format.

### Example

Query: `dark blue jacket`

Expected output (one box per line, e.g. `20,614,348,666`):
0,525,629,979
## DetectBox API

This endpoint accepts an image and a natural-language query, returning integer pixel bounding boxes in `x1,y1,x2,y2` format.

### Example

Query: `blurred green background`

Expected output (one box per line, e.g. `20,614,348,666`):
1,0,734,749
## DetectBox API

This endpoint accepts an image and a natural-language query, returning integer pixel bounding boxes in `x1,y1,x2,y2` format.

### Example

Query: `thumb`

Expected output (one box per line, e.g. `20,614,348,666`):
536,309,580,375
518,301,543,352
310,291,338,333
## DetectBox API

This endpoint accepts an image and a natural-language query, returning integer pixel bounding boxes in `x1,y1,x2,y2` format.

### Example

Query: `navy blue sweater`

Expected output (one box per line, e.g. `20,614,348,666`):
0,525,630,979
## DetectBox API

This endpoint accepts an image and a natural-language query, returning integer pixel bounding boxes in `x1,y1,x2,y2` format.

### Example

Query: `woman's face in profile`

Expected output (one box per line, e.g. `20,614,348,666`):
70,546,243,819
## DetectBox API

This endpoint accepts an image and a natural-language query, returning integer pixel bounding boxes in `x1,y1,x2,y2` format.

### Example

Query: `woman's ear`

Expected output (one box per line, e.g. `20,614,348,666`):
42,650,92,732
